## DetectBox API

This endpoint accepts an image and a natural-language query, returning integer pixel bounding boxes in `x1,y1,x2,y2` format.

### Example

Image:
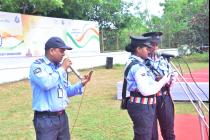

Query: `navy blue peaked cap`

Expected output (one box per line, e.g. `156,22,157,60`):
125,36,152,52
45,37,72,50
142,32,163,43
130,36,152,48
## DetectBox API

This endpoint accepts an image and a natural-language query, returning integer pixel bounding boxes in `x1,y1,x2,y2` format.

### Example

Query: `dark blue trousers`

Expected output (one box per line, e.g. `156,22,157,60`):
33,111,70,140
127,101,156,140
152,95,175,140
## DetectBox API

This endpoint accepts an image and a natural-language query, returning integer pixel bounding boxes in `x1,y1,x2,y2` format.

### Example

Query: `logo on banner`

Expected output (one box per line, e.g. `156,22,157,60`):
15,16,20,23
0,35,2,47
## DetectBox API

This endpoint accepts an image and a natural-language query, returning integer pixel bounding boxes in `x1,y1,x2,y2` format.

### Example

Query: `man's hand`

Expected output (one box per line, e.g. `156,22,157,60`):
62,57,72,71
82,71,93,86
155,75,163,81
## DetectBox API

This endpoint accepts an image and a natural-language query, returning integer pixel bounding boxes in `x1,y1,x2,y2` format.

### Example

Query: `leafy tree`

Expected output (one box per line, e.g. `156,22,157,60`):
0,0,64,15
160,0,209,48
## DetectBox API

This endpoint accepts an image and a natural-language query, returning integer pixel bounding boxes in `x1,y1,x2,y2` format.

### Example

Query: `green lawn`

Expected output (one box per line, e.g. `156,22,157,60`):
0,53,209,140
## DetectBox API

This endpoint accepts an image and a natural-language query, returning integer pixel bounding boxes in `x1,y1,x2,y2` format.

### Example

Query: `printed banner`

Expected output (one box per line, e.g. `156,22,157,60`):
0,11,100,57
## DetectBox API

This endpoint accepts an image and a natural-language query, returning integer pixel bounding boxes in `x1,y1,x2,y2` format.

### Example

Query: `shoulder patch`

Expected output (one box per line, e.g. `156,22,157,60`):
33,68,42,75
138,62,144,66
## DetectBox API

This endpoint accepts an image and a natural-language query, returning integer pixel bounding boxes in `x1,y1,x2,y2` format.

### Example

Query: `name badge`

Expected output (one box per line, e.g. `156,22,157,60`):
57,87,63,98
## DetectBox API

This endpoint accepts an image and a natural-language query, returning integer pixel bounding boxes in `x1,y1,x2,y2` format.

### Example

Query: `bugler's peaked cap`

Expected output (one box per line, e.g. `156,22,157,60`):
130,36,152,48
142,32,163,43
125,36,152,52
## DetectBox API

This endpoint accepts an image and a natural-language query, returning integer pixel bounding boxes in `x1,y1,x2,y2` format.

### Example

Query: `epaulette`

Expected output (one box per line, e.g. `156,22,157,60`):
138,61,145,67
159,56,165,60
34,58,45,64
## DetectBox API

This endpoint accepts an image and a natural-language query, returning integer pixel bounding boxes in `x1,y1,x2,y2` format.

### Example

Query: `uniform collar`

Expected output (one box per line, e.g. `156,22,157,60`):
130,55,145,63
43,56,61,68
43,56,51,65
148,53,163,62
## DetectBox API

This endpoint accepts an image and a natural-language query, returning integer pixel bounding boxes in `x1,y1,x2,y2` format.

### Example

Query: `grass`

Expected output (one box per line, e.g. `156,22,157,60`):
178,52,209,63
0,53,209,140
172,52,209,73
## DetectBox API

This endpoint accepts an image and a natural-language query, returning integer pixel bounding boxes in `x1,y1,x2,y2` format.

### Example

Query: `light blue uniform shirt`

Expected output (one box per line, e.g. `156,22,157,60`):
148,55,173,76
125,55,168,96
29,56,83,112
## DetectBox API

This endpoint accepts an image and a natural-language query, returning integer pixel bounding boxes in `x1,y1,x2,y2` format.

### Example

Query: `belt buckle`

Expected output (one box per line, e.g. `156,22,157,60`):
57,110,64,115
157,91,162,96
163,91,167,95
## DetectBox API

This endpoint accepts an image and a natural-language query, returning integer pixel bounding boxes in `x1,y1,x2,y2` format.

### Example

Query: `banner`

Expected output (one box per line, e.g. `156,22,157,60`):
0,11,100,57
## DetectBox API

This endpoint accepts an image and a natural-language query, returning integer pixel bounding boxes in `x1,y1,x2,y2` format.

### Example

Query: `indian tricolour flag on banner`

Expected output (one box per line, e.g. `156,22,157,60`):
0,11,24,57
0,11,100,57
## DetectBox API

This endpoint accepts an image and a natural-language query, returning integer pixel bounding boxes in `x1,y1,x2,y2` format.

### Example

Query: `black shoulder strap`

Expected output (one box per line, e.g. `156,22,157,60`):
122,60,138,99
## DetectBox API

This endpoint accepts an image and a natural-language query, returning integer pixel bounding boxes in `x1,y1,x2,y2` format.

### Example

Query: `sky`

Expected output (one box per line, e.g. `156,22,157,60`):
123,0,165,17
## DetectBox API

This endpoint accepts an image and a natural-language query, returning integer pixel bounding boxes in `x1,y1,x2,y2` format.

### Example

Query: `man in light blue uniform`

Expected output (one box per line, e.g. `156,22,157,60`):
124,35,172,140
29,37,92,140
142,32,177,140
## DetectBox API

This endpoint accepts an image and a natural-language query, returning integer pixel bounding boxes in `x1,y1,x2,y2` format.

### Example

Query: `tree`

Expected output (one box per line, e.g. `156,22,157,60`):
0,0,64,15
160,0,209,48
